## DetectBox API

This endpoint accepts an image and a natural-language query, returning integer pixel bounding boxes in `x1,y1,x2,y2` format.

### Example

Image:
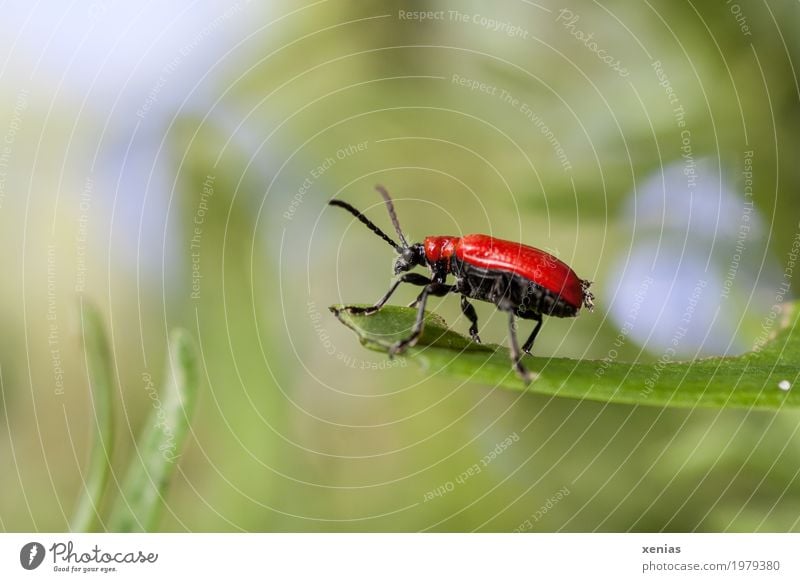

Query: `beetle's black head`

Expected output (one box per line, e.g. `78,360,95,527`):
393,243,426,274
329,186,426,273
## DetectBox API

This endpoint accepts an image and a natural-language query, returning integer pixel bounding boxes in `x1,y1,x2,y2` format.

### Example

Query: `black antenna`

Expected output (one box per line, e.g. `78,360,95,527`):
375,185,408,248
329,199,402,252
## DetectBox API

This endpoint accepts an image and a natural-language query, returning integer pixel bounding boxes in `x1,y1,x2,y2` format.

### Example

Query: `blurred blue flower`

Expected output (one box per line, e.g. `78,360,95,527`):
605,158,782,357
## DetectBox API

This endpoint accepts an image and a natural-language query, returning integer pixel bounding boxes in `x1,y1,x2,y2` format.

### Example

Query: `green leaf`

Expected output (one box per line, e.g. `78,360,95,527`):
108,329,200,532
71,301,115,532
330,302,800,410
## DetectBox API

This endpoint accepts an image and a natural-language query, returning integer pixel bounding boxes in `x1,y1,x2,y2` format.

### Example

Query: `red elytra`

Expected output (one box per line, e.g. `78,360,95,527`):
424,234,584,310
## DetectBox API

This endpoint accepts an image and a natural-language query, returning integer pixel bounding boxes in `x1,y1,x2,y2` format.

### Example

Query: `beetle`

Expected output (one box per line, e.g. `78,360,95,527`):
329,186,594,383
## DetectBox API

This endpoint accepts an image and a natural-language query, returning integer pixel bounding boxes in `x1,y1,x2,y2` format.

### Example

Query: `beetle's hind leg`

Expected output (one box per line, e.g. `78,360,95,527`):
460,295,482,343
506,311,535,384
499,301,535,385
521,313,543,355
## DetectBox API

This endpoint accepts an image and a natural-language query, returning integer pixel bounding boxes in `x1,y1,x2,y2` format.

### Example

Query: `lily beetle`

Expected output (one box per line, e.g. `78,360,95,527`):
330,186,594,383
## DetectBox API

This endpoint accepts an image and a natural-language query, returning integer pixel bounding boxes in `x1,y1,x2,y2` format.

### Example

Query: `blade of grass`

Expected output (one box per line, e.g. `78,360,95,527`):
70,301,115,532
108,329,199,532
331,302,800,410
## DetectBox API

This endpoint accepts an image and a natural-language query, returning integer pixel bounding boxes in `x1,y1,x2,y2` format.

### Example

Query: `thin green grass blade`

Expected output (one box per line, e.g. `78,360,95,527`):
70,301,115,532
108,329,199,532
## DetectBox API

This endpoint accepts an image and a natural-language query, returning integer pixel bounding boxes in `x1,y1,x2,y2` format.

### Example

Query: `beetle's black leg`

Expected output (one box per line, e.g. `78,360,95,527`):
505,311,534,384
460,295,482,343
496,296,534,384
389,284,432,356
390,282,453,355
408,282,453,307
521,313,543,355
346,272,431,315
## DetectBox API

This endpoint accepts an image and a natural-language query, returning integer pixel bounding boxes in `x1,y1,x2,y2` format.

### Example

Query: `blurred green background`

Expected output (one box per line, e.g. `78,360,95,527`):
1,0,799,532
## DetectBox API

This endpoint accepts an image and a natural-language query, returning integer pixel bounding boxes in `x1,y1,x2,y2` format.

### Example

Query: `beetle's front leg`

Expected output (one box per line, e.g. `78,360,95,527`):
390,282,453,356
345,273,431,315
407,268,451,307
408,281,453,307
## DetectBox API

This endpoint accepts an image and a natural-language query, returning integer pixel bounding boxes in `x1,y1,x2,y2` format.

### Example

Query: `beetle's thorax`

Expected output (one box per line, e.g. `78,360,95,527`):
423,235,460,269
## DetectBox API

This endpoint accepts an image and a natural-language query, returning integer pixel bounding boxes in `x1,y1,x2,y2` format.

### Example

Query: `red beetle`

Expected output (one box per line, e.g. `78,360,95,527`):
330,186,594,382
